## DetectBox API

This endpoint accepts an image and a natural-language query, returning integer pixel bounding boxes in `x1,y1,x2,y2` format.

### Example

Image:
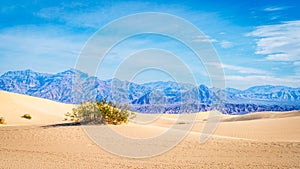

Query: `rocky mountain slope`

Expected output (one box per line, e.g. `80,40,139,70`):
1,69,299,114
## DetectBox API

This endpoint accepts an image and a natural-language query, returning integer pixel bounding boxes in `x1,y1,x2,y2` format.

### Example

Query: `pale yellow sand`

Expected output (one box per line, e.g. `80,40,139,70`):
0,91,300,168
155,111,300,142
0,90,74,125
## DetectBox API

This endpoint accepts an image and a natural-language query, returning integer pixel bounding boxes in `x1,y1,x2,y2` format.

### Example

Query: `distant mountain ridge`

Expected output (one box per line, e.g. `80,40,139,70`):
1,69,300,114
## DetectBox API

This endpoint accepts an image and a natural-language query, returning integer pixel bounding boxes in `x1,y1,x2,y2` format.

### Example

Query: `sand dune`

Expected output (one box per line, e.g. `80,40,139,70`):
133,112,300,142
0,91,300,168
0,90,74,125
222,110,300,122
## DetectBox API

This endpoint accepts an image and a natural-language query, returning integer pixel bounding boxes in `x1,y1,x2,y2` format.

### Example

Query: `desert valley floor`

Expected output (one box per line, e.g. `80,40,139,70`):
0,91,300,169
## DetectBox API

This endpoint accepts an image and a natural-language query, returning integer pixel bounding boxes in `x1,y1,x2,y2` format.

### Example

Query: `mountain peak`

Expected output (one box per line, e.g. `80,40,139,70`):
0,69,299,114
57,68,88,77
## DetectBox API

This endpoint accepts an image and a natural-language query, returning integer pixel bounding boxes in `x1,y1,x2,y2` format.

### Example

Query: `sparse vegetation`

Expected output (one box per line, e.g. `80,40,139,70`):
177,121,189,125
0,117,5,124
22,114,32,120
66,99,136,125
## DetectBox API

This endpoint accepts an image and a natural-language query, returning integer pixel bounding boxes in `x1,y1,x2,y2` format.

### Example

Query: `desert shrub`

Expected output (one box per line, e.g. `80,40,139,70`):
68,99,136,125
70,101,102,124
0,117,5,124
64,112,76,122
97,99,136,125
22,114,32,119
177,121,189,125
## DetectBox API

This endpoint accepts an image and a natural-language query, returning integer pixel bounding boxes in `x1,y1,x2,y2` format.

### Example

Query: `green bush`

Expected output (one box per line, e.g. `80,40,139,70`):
67,99,136,125
0,117,5,124
22,114,32,120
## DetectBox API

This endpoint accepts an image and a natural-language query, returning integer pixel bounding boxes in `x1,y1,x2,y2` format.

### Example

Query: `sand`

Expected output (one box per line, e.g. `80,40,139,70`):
0,91,74,125
0,91,300,168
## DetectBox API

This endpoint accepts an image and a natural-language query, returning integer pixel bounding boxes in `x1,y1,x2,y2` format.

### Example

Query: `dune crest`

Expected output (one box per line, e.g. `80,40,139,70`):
222,111,300,122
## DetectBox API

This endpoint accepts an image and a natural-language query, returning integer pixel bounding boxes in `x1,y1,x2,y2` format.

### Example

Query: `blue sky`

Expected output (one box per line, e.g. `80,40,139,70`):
0,0,299,89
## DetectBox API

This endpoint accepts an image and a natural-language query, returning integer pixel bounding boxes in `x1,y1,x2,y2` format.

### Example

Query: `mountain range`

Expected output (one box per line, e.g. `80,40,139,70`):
1,69,299,114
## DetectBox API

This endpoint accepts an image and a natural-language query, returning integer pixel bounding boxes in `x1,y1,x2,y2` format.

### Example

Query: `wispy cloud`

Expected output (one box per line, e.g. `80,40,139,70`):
207,62,268,75
263,6,289,12
225,75,300,89
247,20,300,61
222,64,268,74
219,40,233,49
192,35,217,43
193,36,233,49
294,61,300,66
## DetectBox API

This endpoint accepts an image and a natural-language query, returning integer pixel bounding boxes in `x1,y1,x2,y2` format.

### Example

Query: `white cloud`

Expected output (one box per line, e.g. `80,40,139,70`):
207,62,268,75
247,20,300,61
266,53,290,61
263,6,287,12
294,61,300,66
222,64,268,74
220,40,233,48
193,36,233,49
192,35,217,43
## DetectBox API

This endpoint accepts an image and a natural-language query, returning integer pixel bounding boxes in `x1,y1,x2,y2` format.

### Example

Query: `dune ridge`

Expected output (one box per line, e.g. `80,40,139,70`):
222,110,300,122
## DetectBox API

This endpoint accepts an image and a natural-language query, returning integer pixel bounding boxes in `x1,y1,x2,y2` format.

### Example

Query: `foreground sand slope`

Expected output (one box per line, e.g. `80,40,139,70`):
0,124,299,169
0,90,74,125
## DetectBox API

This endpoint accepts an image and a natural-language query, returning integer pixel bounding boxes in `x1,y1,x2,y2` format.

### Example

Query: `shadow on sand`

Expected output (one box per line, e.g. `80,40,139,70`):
41,122,81,128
